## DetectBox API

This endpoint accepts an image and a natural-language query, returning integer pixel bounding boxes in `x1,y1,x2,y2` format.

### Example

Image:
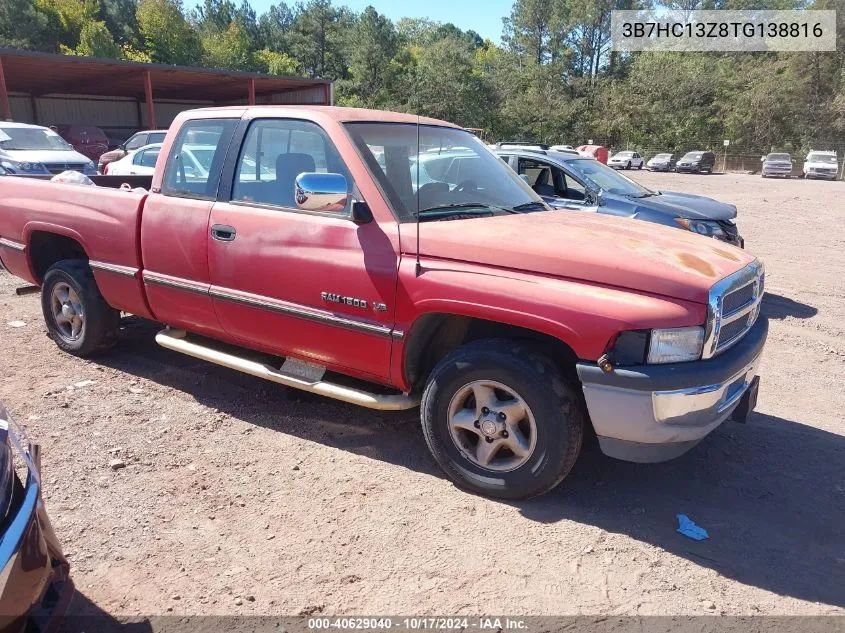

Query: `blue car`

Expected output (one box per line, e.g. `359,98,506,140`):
495,147,744,248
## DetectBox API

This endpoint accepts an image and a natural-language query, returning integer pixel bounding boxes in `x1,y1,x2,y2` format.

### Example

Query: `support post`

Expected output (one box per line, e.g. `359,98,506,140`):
144,69,156,129
0,56,12,121
248,77,256,105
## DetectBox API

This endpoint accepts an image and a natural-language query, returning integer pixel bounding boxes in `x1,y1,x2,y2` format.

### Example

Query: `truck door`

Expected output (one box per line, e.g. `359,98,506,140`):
141,118,238,338
207,118,399,384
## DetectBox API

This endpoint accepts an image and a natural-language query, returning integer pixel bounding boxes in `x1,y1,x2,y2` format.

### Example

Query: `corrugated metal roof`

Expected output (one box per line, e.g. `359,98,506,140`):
0,48,329,102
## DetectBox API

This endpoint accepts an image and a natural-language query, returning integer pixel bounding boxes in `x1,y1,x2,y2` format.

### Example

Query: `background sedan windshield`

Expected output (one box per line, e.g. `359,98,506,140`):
0,127,73,151
564,158,652,197
345,123,543,221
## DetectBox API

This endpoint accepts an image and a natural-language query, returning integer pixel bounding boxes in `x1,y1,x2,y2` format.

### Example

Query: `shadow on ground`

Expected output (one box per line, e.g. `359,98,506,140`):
762,293,818,320
96,317,845,610
63,592,153,632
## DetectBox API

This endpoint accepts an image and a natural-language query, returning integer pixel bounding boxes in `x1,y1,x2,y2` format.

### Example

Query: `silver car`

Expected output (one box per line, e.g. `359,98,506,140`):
761,153,793,178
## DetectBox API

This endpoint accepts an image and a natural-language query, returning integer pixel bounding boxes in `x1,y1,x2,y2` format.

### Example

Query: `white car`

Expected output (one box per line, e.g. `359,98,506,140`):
803,150,838,180
608,151,644,170
104,143,162,175
0,122,96,176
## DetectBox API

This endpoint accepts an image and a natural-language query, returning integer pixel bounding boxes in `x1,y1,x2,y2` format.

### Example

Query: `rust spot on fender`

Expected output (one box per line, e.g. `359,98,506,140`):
713,248,740,262
676,252,717,278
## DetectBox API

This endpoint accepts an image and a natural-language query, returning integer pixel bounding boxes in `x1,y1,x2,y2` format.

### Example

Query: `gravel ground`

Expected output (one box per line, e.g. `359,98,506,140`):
1,172,844,621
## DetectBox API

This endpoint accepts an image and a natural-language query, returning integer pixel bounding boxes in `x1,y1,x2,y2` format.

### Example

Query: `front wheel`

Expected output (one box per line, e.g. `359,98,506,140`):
420,340,584,500
625,162,631,170
41,260,120,357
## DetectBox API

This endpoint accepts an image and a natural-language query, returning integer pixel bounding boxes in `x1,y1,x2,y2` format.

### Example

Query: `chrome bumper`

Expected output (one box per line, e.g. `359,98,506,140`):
576,317,767,463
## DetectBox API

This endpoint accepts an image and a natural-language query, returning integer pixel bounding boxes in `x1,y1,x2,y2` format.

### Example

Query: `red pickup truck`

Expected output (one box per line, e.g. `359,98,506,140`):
0,106,767,499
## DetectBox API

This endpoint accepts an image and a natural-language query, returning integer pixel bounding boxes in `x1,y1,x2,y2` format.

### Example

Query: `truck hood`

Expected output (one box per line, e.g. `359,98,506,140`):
0,148,91,165
415,210,754,304
634,190,737,221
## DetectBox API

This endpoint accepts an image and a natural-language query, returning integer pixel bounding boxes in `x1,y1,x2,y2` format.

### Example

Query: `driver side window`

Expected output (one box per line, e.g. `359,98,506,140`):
231,119,353,211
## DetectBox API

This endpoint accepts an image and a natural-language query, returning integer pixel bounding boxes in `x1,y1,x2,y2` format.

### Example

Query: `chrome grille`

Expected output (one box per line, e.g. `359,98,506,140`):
703,261,765,359
722,282,754,314
45,163,87,175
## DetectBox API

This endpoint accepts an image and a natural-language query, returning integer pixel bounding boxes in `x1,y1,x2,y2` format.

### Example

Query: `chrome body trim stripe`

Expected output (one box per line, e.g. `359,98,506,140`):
0,238,26,252
141,270,400,339
89,260,138,278
208,286,394,339
143,271,210,295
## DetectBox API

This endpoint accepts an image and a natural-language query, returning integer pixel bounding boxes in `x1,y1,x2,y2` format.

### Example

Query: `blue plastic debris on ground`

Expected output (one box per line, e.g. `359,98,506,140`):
676,514,709,541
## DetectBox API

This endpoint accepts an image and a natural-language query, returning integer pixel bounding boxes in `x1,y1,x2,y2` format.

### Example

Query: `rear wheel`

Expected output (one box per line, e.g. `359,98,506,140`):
41,260,120,357
420,339,584,500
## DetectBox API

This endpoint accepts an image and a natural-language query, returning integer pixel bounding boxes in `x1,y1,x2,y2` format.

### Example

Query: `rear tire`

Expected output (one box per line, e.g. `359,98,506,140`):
41,260,120,357
420,339,584,500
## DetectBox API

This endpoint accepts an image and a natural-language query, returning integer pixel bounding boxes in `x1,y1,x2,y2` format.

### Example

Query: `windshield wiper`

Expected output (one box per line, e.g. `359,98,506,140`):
513,201,547,212
418,202,518,216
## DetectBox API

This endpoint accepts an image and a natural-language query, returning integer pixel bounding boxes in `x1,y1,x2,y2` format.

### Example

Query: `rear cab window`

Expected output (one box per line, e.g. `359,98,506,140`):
161,119,237,199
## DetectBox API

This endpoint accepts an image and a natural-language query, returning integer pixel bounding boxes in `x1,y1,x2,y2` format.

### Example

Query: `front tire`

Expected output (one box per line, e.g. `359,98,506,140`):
625,161,631,170
41,260,120,357
420,339,584,500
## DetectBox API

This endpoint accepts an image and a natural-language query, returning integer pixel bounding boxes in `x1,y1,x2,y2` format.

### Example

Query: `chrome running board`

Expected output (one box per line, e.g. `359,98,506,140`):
155,328,419,411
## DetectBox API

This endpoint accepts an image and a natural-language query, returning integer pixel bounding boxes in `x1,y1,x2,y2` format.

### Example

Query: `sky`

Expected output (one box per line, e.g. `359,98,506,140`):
249,0,513,43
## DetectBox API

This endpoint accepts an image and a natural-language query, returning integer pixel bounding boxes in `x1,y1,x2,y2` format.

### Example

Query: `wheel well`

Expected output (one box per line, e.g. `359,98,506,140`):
29,232,88,282
403,313,580,391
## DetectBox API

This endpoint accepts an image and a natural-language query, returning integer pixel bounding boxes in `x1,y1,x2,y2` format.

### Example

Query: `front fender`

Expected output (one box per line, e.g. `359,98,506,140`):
391,256,706,390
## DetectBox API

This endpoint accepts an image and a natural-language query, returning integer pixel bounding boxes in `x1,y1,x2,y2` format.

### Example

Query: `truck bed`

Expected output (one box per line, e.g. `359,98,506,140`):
0,174,152,318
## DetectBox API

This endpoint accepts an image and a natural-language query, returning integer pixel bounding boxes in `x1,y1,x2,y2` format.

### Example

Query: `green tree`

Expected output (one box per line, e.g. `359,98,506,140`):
33,0,100,50
0,0,50,50
137,0,202,65
258,2,294,50
288,0,351,79
98,0,141,45
64,19,122,57
255,48,301,75
202,20,255,70
346,6,398,105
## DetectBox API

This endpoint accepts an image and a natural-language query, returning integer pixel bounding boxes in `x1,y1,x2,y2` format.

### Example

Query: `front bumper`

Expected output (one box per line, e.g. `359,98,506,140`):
647,163,672,171
675,164,701,172
0,435,72,633
576,317,767,463
762,167,792,177
805,169,837,180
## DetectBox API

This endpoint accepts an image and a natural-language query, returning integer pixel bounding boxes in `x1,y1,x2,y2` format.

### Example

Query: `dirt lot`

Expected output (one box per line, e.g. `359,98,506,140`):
1,172,844,621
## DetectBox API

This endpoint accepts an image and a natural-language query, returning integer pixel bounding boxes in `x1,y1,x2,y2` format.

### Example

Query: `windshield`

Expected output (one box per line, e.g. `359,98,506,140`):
345,123,545,221
808,153,837,164
0,127,74,151
614,151,633,157
564,158,653,197
681,152,703,161
767,153,790,161
654,153,672,160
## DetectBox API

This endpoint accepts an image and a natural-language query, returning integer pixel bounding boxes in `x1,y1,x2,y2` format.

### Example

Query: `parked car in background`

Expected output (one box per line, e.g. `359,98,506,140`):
760,152,793,178
676,151,716,174
0,122,96,175
646,152,677,172
0,402,73,632
496,147,744,247
608,151,644,170
802,150,838,180
98,129,168,173
54,125,109,163
550,144,579,154
0,106,766,500
104,143,162,175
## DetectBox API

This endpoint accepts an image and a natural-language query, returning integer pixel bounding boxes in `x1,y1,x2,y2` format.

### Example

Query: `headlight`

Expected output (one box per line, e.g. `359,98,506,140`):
675,218,725,238
0,159,49,175
648,326,704,364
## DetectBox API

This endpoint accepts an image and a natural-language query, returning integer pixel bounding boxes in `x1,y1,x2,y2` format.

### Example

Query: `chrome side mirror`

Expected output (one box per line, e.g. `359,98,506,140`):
294,172,348,213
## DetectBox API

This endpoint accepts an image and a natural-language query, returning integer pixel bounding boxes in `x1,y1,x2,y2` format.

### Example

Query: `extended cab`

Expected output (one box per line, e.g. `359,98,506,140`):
0,106,767,500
